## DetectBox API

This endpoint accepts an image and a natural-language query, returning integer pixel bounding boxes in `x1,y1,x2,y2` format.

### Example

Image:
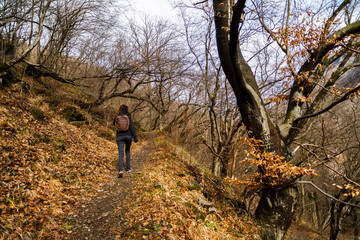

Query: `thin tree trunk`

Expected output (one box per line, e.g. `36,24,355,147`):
351,209,359,240
212,157,221,177
329,200,345,240
231,150,238,179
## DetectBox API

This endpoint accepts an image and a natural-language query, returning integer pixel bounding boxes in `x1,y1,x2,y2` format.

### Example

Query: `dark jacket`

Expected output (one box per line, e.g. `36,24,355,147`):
113,110,138,142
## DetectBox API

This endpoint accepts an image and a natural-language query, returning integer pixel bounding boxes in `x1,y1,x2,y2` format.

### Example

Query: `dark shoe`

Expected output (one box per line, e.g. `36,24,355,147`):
118,171,123,178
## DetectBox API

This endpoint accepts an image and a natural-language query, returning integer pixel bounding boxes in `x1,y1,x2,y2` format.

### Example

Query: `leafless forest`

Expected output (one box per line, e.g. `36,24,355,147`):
1,0,360,239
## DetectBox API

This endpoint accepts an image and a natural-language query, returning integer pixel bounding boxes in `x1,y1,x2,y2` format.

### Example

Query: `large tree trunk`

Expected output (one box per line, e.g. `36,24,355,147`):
255,186,299,240
212,0,360,239
212,1,296,239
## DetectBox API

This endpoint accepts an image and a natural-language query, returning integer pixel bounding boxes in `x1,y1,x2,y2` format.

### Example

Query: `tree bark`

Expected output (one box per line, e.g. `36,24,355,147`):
212,0,300,238
255,186,299,240
212,157,222,177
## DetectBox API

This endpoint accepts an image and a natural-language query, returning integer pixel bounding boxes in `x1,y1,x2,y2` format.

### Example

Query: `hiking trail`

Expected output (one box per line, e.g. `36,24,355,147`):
63,134,156,240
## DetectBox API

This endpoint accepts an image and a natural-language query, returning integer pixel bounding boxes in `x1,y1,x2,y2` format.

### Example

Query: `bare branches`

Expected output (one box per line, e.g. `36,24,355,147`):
201,139,225,165
0,15,53,30
6,0,52,68
340,44,360,54
194,0,209,5
294,81,360,123
319,0,351,46
296,181,360,209
24,61,76,86
323,163,360,188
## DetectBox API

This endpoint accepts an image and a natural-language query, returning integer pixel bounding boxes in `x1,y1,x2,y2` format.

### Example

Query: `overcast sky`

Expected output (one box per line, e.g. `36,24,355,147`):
131,0,175,19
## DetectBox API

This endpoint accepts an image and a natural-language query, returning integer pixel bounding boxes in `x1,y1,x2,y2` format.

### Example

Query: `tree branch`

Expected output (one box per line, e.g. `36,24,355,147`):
0,15,53,30
202,139,225,165
323,163,360,188
194,0,208,5
294,82,360,123
340,43,360,54
319,0,351,45
296,181,360,209
246,41,274,62
24,61,76,85
284,20,360,132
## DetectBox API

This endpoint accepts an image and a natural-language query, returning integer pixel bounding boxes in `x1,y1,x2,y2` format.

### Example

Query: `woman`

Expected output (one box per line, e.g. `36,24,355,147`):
113,104,138,178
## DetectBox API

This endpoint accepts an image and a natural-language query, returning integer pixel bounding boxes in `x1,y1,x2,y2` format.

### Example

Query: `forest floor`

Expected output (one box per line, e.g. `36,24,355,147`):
0,77,259,240
63,133,156,240
60,132,261,240
1,74,342,240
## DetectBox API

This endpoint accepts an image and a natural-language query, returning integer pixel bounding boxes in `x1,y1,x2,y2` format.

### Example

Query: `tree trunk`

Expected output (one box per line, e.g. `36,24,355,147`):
255,186,299,240
231,150,238,179
212,157,221,177
329,200,345,240
213,1,295,238
211,0,360,239
351,209,359,240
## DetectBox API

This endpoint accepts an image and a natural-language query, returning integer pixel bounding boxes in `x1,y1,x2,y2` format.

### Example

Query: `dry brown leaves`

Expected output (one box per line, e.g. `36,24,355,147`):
227,136,317,191
0,86,117,239
117,137,259,240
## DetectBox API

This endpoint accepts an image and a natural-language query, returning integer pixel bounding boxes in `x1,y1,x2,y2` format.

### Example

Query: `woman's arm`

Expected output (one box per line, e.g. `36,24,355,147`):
129,116,138,142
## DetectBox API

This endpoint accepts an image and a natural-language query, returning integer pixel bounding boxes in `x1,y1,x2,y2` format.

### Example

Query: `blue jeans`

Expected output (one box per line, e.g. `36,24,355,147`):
116,136,132,171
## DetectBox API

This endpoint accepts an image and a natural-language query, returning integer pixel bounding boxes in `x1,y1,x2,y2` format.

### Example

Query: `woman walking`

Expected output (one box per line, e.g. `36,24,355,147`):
113,104,138,178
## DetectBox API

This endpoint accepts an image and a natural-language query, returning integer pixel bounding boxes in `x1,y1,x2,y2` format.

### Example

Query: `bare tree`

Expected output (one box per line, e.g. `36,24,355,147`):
1,0,52,68
0,0,126,81
293,97,360,239
177,2,246,177
88,17,197,132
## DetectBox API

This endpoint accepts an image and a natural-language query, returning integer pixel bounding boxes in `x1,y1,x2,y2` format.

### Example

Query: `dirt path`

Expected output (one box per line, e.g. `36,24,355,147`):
63,134,155,240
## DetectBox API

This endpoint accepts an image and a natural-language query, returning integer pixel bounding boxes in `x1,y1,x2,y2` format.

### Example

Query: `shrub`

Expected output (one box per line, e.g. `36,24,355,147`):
30,107,45,121
61,106,86,122
45,99,60,111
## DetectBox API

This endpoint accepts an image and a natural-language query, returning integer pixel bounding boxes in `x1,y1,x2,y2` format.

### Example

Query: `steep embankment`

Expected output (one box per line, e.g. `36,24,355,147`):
1,77,259,239
0,78,121,239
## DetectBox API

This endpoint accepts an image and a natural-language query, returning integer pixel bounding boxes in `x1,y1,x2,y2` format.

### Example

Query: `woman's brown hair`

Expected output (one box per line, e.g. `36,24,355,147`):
118,104,131,115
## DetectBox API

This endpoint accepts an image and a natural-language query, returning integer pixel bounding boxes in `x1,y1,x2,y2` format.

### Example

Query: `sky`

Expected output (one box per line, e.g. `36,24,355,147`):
131,0,175,19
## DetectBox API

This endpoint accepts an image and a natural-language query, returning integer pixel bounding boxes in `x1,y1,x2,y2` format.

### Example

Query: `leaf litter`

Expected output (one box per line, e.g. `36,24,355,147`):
1,79,259,240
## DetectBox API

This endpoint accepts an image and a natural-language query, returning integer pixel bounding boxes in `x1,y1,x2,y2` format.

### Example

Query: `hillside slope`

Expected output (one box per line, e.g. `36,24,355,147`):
0,77,119,239
1,76,259,239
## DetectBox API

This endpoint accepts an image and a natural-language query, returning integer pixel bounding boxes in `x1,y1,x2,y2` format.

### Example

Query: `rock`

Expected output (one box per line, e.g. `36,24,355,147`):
198,197,212,207
154,182,165,190
208,207,217,213
167,234,177,240
101,211,109,217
